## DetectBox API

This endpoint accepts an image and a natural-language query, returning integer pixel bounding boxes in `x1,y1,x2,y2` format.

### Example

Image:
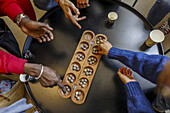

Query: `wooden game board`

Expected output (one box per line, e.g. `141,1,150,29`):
58,30,107,104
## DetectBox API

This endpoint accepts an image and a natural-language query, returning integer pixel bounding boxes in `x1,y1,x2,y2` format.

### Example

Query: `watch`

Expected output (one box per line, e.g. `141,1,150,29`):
16,13,29,26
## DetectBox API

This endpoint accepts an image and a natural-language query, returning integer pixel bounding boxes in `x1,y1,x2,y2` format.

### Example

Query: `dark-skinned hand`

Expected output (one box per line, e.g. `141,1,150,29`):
57,0,86,29
76,0,90,9
24,63,66,93
20,17,54,43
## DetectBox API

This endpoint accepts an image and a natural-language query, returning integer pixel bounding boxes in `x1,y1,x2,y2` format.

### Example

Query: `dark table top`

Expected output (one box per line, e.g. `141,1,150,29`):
23,0,163,113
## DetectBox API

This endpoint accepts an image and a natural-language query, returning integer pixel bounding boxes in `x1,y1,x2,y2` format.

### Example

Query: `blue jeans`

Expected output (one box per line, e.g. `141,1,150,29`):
33,0,58,11
147,0,170,26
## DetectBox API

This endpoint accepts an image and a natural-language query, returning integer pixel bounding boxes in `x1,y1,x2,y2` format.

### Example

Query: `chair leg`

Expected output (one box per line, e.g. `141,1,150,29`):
132,0,138,7
164,49,170,55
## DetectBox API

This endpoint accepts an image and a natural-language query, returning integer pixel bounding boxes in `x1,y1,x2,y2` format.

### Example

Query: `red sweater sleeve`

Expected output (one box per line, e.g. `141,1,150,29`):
0,0,36,21
0,0,23,21
0,50,27,74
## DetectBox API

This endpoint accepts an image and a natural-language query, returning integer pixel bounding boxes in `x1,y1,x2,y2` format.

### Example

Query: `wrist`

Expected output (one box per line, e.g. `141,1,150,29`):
124,79,137,84
24,63,41,77
106,47,112,56
15,13,30,27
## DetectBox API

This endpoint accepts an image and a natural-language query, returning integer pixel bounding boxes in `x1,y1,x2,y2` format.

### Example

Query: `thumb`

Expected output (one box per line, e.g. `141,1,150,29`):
97,50,103,55
68,1,80,15
117,70,122,77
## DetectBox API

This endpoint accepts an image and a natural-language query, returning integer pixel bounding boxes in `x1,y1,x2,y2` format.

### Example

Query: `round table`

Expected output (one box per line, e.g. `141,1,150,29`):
23,0,163,113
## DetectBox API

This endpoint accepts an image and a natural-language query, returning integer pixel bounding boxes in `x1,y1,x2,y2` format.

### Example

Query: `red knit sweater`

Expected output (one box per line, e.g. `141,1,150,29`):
0,50,27,74
0,0,36,21
0,0,36,74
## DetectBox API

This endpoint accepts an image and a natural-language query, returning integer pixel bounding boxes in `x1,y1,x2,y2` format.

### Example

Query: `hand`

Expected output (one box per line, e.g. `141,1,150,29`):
24,63,66,93
98,40,112,56
117,67,136,84
76,0,90,9
58,0,86,29
20,18,54,43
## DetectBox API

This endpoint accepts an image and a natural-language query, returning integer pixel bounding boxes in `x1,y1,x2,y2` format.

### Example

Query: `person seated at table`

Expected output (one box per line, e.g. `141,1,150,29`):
33,0,90,10
0,49,66,112
0,49,66,94
0,0,86,43
0,0,54,43
98,40,170,112
33,0,86,29
117,66,155,113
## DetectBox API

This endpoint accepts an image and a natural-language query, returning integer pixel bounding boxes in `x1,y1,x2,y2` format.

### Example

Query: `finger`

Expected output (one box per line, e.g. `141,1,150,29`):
97,50,103,55
44,34,51,42
79,4,83,9
127,69,130,76
117,69,122,75
70,16,81,29
98,43,103,48
85,0,89,6
39,80,46,87
78,0,83,9
129,70,134,79
81,3,85,8
123,67,127,75
38,22,53,31
68,1,80,15
41,36,46,42
117,70,121,76
120,67,124,73
130,70,133,76
81,0,86,8
57,82,66,93
76,16,86,21
37,38,43,43
56,73,61,80
117,70,124,78
77,3,80,8
43,28,54,40
99,40,104,43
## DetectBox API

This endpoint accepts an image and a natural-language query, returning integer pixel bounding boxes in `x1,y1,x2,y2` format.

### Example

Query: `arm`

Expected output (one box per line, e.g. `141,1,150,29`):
54,0,86,29
0,50,66,92
108,47,170,83
0,0,24,21
125,82,155,113
0,50,27,74
0,0,54,43
98,40,170,83
117,67,155,113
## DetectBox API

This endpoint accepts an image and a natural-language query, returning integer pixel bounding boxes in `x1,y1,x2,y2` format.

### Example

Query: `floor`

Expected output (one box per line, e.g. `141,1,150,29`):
0,0,169,113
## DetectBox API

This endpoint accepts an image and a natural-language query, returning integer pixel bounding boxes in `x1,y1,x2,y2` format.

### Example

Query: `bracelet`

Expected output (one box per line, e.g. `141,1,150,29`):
16,13,29,26
35,64,44,80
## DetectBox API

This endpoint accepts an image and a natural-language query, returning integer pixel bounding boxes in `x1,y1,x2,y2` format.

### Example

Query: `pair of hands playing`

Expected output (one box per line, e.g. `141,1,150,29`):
24,40,134,94
98,40,136,84
19,0,89,43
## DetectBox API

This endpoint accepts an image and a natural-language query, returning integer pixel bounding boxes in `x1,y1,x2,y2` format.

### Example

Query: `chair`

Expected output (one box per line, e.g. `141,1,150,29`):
134,0,156,17
122,0,138,7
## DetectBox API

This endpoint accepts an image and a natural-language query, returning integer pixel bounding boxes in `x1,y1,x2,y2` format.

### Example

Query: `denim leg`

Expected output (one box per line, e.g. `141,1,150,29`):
152,91,170,112
147,0,170,26
33,0,58,11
